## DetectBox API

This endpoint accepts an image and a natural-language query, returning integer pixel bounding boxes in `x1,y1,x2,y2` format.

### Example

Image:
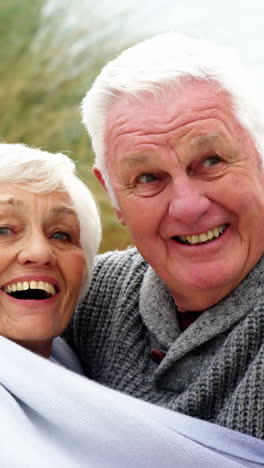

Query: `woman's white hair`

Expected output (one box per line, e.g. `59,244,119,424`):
82,32,264,206
0,143,101,299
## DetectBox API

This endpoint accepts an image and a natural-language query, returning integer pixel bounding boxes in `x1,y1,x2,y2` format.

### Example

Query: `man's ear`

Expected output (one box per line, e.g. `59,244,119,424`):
93,166,107,191
93,166,126,226
113,207,126,226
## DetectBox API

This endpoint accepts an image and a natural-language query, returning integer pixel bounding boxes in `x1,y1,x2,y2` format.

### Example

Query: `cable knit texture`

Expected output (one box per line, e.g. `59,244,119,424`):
65,248,264,440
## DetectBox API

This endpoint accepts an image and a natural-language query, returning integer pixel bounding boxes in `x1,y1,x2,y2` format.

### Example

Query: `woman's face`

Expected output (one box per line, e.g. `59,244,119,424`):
0,183,86,357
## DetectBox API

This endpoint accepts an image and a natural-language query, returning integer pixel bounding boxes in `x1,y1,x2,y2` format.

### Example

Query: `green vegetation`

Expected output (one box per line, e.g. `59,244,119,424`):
0,0,133,251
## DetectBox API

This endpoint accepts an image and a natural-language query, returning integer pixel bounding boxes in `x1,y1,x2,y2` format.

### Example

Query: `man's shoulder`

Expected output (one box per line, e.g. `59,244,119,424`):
82,247,148,302
81,247,148,312
93,246,147,278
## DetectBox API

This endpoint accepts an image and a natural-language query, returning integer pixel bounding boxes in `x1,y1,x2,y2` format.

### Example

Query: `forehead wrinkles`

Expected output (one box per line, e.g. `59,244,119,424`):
0,192,77,216
106,95,185,146
168,112,243,148
105,92,246,166
107,110,237,154
107,82,234,133
107,108,164,141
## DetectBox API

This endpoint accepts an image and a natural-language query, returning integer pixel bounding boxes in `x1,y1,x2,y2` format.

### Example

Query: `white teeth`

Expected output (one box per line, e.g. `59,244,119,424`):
191,235,199,244
3,281,56,295
178,224,227,245
199,233,207,243
186,235,198,244
213,227,220,238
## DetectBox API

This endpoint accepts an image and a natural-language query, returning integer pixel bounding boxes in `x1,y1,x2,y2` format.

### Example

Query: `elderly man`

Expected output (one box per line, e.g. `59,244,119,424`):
65,33,264,440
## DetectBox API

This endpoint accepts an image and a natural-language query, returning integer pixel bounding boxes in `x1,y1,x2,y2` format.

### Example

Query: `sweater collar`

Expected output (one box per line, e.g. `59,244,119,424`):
139,255,264,355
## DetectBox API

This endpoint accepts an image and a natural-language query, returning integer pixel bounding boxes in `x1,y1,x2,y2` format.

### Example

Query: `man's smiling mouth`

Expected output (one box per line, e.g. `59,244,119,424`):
2,281,57,300
175,224,228,245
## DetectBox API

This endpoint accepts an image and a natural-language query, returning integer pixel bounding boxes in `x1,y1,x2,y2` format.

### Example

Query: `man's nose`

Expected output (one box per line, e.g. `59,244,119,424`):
17,232,56,266
168,176,211,225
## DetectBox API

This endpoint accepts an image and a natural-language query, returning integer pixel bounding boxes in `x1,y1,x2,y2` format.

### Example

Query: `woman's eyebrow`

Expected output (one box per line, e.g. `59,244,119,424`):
0,195,25,208
49,206,78,218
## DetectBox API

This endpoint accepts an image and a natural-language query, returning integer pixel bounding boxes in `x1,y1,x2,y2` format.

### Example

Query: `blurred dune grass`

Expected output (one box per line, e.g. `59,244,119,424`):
0,0,133,252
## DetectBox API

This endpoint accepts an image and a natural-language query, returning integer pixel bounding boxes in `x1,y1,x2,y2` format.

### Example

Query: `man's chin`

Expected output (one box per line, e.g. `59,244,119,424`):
164,262,245,310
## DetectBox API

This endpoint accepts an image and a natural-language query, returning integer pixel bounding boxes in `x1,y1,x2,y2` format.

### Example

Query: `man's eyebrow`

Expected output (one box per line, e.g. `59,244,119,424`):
191,134,221,148
122,154,151,166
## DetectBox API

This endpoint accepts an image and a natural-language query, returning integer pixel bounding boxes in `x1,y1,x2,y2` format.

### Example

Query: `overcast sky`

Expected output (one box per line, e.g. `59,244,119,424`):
51,0,264,79
131,0,263,68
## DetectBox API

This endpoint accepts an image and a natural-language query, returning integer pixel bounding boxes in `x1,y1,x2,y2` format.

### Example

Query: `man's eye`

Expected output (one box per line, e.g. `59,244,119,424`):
138,173,158,183
0,227,12,236
52,231,71,241
202,156,222,168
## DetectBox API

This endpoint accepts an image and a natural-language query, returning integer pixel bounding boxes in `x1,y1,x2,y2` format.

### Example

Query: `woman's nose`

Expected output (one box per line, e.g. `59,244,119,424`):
17,233,56,266
168,177,211,225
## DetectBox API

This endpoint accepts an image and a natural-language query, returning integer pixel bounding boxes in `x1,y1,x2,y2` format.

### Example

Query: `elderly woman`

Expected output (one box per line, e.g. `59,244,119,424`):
64,32,264,443
3,143,262,467
0,143,101,362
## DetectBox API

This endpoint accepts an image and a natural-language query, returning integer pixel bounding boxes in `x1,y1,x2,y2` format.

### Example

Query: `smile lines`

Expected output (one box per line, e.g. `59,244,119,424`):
176,224,227,245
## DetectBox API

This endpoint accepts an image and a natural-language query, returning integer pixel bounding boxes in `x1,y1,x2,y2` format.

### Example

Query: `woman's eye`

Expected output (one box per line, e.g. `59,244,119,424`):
0,227,12,236
202,156,222,168
51,231,71,241
138,173,158,183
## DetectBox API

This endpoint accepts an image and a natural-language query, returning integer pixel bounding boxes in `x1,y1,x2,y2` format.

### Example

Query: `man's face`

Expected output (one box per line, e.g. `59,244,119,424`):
100,80,264,311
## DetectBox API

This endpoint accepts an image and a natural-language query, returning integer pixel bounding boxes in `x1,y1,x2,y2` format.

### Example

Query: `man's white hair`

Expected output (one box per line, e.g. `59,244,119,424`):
82,32,264,206
0,143,101,299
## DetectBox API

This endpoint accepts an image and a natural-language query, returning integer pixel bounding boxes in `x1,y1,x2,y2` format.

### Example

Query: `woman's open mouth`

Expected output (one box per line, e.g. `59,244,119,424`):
2,280,58,300
174,224,228,246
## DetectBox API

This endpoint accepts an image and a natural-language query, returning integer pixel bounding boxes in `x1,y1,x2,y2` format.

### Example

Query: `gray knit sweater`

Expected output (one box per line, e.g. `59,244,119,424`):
65,248,264,440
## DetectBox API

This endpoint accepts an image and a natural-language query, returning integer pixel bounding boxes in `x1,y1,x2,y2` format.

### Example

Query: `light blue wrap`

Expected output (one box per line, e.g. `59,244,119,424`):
0,336,262,467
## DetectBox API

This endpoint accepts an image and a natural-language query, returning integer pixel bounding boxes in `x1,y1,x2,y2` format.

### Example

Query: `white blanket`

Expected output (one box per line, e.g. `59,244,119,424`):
0,336,263,468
